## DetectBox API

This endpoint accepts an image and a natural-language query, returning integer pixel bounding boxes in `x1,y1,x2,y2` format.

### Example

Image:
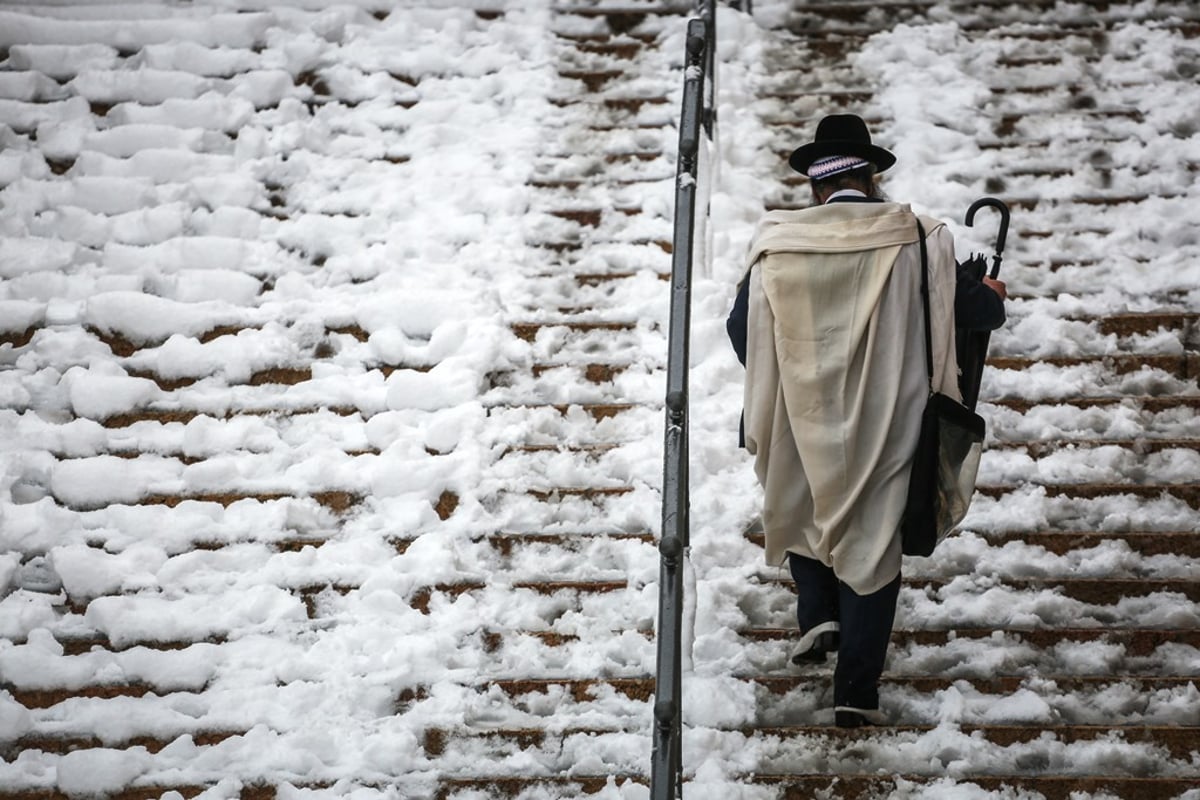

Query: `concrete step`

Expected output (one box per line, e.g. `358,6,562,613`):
988,394,1200,413
760,575,1200,604
775,2,1200,37
745,626,1200,654
742,775,1200,800
980,530,1200,557
488,672,1197,705
976,483,1200,508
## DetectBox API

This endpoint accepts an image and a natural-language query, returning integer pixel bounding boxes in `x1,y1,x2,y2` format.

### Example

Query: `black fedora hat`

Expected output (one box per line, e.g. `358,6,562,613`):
788,114,896,177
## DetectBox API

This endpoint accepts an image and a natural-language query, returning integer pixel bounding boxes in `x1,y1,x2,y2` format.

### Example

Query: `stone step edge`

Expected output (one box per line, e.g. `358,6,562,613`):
739,774,1200,800
5,729,243,758
86,401,651,428
422,721,1200,756
29,352,1193,397
27,621,1195,659
988,396,1200,412
427,774,1200,800
393,577,1200,610
741,627,1200,653
46,576,1194,621
494,312,1200,336
7,674,1195,714
775,19,1200,39
58,719,1200,762
41,440,635,464
745,529,1200,557
32,396,1200,429
974,483,1200,508
484,675,1198,703
987,438,1200,454
8,773,1179,800
757,576,1200,603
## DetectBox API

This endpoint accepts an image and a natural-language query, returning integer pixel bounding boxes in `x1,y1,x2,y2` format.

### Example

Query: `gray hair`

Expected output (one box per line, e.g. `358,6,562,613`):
809,164,886,204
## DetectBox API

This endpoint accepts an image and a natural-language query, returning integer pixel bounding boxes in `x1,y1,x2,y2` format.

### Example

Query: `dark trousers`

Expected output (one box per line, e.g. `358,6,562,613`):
788,553,901,710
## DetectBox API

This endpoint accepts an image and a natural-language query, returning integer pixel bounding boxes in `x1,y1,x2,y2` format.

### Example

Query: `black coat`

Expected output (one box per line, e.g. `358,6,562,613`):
725,198,1006,445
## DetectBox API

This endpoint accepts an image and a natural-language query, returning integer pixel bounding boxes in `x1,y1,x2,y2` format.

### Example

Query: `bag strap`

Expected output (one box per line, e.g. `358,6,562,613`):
916,219,934,389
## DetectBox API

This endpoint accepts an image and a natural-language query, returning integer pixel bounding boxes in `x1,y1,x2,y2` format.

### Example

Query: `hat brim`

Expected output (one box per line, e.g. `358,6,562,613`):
788,141,896,177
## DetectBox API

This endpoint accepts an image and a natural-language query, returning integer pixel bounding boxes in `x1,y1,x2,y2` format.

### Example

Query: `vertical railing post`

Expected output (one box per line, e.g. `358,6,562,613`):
650,18,707,800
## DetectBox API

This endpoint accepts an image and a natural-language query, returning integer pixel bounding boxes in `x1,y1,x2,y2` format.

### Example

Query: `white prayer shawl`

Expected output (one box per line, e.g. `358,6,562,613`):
743,202,959,595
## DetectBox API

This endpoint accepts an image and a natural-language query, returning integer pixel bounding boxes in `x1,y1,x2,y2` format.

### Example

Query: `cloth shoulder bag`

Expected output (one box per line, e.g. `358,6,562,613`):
900,221,986,557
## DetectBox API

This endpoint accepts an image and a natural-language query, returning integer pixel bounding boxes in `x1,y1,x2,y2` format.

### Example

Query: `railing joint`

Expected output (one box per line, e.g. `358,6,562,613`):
654,699,676,729
666,390,687,425
659,534,683,565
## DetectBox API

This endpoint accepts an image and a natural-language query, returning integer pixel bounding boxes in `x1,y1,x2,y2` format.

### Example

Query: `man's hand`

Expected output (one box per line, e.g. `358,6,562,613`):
983,277,1007,301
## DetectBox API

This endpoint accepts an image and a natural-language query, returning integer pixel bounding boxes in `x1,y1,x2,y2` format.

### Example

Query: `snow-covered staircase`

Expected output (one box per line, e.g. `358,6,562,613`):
694,1,1200,797
1,1,688,797
2,0,1199,798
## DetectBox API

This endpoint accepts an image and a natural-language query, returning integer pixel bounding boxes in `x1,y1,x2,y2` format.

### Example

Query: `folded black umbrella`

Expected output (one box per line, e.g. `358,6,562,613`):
956,197,1010,411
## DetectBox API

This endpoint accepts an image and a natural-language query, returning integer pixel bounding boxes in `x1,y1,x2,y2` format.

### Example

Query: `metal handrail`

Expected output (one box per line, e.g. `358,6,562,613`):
698,1,716,137
650,7,715,798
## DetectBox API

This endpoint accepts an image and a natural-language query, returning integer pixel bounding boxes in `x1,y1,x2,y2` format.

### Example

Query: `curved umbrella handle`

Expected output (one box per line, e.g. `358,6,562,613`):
965,197,1010,278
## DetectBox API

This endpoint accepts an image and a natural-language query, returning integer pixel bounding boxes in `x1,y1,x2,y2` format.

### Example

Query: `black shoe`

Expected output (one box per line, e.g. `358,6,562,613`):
790,628,840,665
834,706,888,728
